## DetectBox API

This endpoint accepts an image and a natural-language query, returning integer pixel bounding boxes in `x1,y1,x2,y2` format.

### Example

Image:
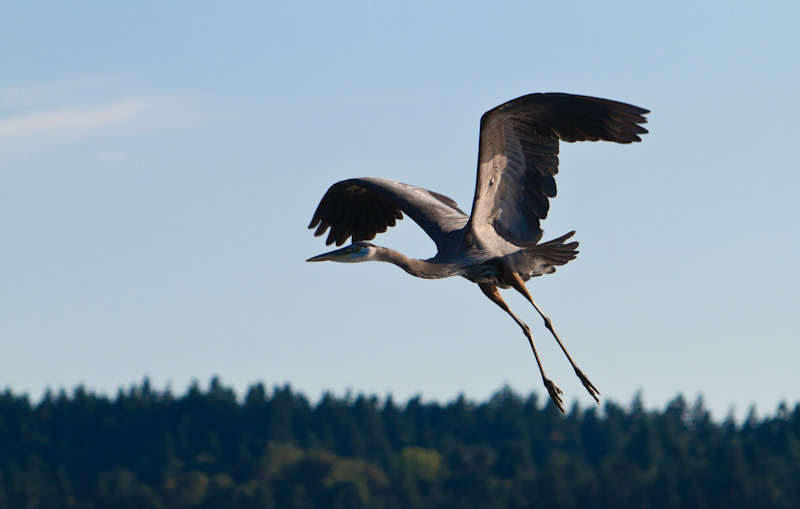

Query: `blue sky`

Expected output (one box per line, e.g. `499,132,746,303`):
2,2,798,419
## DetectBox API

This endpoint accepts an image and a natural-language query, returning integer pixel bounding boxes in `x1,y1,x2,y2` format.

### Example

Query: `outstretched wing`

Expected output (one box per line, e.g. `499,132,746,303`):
308,177,468,251
466,93,649,248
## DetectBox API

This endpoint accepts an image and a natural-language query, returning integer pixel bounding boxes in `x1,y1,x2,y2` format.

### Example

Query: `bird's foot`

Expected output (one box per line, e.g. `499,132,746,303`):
575,368,601,404
544,378,564,413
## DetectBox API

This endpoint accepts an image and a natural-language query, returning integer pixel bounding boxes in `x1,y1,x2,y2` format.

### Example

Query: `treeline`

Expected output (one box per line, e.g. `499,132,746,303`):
2,379,800,508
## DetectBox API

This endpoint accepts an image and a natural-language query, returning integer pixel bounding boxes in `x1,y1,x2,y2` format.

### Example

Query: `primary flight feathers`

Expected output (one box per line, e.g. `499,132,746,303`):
309,93,648,250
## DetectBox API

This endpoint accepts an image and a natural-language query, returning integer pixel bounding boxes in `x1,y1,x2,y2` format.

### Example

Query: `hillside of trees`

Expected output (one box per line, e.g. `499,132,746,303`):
2,379,800,508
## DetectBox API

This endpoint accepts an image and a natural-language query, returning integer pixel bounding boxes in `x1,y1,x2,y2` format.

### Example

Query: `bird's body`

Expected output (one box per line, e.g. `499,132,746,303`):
307,93,649,412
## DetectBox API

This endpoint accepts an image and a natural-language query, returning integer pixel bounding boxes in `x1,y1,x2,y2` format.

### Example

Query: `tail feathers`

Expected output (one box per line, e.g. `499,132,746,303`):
529,231,579,265
520,231,579,277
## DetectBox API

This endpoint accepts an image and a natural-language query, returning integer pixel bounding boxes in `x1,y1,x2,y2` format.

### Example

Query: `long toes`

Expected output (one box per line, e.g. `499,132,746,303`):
544,378,564,413
575,368,601,404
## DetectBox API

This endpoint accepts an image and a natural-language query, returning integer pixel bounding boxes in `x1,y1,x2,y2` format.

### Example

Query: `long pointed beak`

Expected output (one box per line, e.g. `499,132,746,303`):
306,252,336,262
306,247,346,262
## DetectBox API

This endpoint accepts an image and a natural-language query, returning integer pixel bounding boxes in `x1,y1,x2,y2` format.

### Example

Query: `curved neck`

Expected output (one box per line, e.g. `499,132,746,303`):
374,247,453,279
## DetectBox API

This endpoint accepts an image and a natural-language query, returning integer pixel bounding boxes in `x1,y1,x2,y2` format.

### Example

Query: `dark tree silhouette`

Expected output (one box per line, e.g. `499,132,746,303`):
2,380,800,508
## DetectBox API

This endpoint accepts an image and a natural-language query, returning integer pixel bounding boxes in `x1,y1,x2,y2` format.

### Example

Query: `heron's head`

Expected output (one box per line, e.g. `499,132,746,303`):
306,242,377,263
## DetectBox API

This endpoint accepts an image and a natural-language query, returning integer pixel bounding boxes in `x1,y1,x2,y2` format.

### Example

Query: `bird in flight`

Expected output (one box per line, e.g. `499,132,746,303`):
307,93,649,412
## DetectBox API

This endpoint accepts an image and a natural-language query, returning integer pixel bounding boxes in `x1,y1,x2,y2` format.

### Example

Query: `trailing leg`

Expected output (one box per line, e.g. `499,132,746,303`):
505,272,600,403
478,283,564,413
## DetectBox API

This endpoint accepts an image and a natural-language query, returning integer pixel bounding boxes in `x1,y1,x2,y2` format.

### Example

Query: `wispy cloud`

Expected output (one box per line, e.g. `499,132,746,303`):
0,94,202,153
0,78,101,110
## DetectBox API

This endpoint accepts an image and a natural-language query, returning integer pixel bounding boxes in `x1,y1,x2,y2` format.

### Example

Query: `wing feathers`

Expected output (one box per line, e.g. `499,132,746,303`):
468,93,648,248
309,177,467,249
309,93,647,254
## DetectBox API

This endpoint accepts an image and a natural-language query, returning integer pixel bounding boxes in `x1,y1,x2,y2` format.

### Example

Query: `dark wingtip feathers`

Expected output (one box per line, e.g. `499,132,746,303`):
308,179,404,246
486,92,650,145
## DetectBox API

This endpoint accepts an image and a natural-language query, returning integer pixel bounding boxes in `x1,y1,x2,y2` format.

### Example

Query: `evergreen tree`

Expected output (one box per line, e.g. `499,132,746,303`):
3,380,800,508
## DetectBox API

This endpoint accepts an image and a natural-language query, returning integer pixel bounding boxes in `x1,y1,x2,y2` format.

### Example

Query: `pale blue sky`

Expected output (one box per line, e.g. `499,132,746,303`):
2,2,798,419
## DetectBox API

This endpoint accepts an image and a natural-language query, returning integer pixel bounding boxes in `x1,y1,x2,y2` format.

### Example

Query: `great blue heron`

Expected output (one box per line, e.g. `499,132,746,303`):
307,93,648,412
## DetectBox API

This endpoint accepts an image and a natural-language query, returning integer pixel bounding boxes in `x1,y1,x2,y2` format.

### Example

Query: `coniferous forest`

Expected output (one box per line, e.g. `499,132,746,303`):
3,379,800,508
